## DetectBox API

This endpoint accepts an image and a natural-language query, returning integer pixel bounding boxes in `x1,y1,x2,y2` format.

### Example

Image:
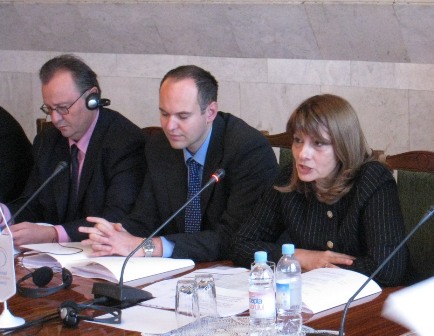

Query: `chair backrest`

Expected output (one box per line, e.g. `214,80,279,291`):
261,131,292,167
381,150,434,284
142,126,163,140
36,118,54,134
382,150,434,173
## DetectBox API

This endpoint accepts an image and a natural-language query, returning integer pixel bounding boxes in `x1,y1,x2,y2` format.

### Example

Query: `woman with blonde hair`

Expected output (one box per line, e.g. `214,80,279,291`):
231,94,408,286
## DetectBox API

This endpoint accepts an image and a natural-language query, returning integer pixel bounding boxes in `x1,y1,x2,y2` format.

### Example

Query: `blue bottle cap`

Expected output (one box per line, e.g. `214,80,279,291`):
254,251,268,263
282,244,295,255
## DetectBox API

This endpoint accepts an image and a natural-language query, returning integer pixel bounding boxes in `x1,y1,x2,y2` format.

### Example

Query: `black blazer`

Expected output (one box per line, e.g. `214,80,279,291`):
231,161,408,286
0,106,33,203
8,108,146,241
123,112,279,262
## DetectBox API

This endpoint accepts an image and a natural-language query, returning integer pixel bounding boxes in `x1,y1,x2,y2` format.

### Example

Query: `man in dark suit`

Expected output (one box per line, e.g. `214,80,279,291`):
0,54,146,246
80,65,278,261
0,106,33,203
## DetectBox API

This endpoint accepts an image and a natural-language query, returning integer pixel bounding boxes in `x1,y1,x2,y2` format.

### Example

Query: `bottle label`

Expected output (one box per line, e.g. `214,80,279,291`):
276,282,291,308
249,290,276,319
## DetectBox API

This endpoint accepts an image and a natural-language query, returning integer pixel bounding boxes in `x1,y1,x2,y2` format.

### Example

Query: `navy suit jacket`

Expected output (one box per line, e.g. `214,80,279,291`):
8,108,146,241
123,112,279,262
0,106,33,203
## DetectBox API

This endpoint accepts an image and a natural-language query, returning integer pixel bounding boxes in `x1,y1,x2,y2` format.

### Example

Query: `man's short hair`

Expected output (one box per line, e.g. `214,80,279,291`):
160,65,218,112
39,54,101,94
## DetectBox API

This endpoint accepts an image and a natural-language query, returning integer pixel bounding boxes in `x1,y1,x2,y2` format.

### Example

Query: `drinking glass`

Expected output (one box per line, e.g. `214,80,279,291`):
194,273,218,318
194,273,218,333
175,279,200,333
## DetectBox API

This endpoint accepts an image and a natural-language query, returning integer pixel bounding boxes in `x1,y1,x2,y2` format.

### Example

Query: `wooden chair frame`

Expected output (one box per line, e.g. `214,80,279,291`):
381,151,434,173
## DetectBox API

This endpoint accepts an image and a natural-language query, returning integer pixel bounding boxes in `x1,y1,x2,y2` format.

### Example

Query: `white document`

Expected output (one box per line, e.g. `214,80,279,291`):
382,277,434,336
301,268,382,314
92,305,180,334
140,266,250,317
20,242,194,286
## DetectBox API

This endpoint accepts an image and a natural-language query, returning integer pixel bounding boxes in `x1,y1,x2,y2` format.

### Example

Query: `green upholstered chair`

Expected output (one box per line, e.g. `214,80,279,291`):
382,151,434,284
261,131,292,168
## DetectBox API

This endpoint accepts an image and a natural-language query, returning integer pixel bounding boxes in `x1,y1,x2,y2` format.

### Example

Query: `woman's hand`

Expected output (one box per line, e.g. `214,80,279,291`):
295,249,355,271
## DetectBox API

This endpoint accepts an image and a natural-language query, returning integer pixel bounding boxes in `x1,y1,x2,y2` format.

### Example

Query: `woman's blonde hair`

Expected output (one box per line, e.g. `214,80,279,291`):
277,94,372,204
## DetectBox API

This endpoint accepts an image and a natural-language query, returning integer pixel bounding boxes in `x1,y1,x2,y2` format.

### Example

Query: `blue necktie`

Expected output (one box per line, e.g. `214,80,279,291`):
185,158,202,233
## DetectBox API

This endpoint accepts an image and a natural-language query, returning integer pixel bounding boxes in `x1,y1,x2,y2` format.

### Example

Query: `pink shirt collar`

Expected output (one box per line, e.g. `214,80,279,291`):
68,110,99,154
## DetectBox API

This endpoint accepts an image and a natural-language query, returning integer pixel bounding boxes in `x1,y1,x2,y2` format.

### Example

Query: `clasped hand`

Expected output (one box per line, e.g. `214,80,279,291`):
79,217,143,257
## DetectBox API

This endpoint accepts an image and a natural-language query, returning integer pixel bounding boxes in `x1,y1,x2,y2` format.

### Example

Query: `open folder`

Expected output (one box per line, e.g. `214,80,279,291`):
20,242,195,287
301,268,382,314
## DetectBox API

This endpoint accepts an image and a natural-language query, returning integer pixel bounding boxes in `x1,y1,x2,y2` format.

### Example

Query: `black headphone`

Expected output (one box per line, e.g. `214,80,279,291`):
16,266,73,298
59,300,121,327
85,92,111,110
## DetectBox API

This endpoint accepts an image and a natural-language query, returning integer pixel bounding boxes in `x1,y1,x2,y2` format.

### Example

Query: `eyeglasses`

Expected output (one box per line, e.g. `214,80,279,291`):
40,90,88,116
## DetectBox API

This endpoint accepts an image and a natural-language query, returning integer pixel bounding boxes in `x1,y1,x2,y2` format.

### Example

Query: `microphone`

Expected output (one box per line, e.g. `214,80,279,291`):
91,168,226,309
336,205,434,336
8,161,68,225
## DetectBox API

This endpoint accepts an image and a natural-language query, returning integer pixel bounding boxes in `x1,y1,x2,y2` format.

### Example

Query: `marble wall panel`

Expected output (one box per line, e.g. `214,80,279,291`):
2,2,434,63
0,71,36,141
268,59,351,86
395,63,434,92
150,4,240,57
99,76,161,128
0,50,57,73
395,4,434,64
351,61,397,89
408,90,434,151
225,4,320,59
321,85,410,154
239,82,320,133
218,81,241,117
76,4,165,55
1,50,433,154
306,4,408,62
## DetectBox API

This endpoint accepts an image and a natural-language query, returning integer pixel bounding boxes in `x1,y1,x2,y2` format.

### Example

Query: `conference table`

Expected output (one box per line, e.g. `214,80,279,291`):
4,260,410,335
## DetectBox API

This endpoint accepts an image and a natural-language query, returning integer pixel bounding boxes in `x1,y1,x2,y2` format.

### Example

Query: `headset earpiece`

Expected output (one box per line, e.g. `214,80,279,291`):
85,92,101,110
59,300,121,327
32,266,53,287
85,92,111,110
59,301,80,327
16,267,73,298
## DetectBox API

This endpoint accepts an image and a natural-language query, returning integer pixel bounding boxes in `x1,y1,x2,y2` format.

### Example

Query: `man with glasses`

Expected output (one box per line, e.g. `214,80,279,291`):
0,54,146,246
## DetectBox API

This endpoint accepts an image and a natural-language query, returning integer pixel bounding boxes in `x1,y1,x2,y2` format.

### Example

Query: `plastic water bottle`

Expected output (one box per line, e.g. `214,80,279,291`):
249,251,276,334
275,244,302,335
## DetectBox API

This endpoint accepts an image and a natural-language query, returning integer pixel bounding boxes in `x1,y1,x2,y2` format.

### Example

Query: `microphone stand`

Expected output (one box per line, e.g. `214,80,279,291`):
92,169,226,309
8,161,68,225
337,205,434,336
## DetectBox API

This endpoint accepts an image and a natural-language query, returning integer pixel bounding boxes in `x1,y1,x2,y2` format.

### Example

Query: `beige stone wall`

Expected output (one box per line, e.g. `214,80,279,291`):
1,50,433,154
1,1,433,154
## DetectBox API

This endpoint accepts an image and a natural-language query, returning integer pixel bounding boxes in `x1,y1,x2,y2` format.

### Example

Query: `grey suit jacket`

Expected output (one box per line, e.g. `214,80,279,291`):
123,112,279,262
8,108,146,241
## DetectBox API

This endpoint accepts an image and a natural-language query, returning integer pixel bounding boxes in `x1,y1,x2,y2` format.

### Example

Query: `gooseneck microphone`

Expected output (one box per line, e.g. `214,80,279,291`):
92,168,226,309
337,205,434,336
7,161,68,225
